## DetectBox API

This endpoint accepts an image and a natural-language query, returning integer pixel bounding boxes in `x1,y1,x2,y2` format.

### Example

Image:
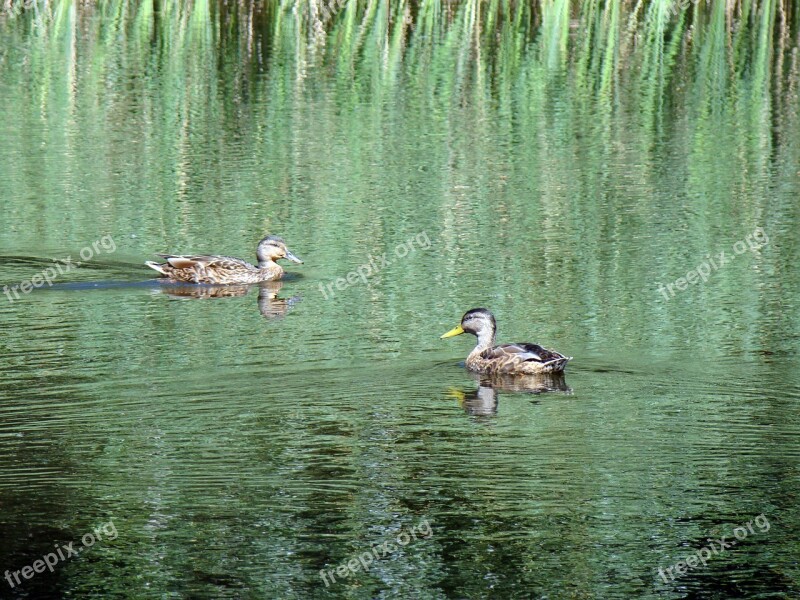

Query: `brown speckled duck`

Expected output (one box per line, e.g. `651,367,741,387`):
441,308,571,375
145,235,303,284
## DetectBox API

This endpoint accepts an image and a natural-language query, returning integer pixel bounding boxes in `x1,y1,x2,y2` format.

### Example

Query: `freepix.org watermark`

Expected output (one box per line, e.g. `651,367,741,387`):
3,235,116,303
319,518,433,587
4,518,118,589
318,232,431,300
656,227,768,301
658,513,770,583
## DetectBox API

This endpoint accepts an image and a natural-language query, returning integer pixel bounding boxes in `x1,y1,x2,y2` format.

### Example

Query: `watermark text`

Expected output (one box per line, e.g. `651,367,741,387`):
656,227,767,301
3,235,116,303
319,232,431,300
4,518,118,589
658,513,770,583
320,518,433,587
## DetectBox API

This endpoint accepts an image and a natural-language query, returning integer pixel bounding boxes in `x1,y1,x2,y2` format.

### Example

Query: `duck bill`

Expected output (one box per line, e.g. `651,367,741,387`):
440,325,465,339
285,249,303,264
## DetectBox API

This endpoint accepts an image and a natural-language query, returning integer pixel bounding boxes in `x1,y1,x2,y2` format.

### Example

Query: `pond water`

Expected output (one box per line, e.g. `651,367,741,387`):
1,3,799,599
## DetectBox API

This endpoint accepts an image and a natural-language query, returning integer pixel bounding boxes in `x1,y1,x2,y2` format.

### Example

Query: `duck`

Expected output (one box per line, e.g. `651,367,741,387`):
441,308,571,375
145,235,303,284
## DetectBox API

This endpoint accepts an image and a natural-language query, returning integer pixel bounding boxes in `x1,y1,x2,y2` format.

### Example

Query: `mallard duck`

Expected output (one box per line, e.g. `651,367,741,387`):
145,236,303,284
441,308,571,375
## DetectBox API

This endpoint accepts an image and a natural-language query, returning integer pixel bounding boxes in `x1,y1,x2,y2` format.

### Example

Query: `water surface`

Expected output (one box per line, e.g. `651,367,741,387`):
1,3,799,598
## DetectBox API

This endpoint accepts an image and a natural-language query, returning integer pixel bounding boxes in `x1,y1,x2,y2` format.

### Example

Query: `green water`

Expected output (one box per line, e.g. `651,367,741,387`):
1,2,799,599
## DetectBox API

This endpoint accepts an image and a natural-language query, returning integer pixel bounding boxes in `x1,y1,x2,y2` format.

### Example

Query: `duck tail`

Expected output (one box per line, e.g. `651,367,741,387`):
145,261,169,276
541,356,571,372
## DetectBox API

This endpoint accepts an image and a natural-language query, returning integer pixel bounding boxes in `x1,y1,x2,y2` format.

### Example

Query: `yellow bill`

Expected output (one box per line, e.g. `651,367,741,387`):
445,387,466,402
440,325,465,339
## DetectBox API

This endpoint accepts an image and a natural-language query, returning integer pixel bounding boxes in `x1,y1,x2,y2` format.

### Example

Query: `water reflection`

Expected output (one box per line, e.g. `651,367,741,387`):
448,372,572,416
154,280,301,320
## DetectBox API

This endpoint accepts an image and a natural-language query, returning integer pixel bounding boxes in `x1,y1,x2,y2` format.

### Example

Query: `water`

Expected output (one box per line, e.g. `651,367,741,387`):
1,3,799,598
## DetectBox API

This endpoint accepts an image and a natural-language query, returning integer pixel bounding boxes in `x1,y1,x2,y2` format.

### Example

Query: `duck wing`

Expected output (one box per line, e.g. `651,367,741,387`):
157,254,254,271
480,343,566,365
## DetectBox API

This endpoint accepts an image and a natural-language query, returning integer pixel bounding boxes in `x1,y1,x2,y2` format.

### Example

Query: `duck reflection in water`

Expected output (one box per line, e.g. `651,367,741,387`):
154,280,301,319
448,372,571,416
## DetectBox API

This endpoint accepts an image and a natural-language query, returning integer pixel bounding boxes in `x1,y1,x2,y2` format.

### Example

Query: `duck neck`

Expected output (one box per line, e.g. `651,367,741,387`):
471,328,496,355
258,262,282,279
258,259,279,271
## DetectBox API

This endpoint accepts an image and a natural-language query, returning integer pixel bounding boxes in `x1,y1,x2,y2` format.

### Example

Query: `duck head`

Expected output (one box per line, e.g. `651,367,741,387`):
257,235,303,265
441,308,497,348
